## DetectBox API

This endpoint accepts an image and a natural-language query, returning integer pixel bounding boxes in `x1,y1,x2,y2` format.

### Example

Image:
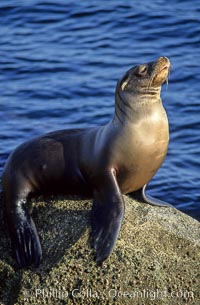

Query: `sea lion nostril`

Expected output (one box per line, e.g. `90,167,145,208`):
157,56,170,65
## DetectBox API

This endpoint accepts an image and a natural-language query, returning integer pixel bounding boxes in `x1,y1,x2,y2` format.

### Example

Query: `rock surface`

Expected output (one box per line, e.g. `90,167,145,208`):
0,194,199,305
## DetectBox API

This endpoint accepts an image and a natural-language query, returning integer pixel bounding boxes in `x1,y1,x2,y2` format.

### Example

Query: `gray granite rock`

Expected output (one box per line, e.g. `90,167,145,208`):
0,194,199,305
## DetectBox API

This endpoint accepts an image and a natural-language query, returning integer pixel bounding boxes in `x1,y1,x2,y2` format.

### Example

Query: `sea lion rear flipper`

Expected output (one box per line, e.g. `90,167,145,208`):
92,170,125,264
129,184,173,207
7,204,42,268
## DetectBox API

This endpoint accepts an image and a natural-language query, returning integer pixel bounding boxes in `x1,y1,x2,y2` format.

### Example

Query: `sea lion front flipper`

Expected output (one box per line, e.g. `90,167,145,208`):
92,170,125,264
7,203,42,268
129,184,173,207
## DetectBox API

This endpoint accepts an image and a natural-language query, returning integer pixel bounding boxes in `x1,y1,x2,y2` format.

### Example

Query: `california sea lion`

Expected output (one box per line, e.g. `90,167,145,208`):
2,56,171,268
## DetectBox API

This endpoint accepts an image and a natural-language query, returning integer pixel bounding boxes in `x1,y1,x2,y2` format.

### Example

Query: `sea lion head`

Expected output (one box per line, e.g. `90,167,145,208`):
116,56,170,103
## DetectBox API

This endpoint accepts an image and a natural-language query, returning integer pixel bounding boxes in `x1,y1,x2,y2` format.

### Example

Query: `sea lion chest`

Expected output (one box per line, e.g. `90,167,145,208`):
114,106,169,193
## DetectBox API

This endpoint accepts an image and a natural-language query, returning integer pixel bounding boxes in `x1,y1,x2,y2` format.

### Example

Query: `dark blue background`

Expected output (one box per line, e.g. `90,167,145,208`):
0,0,199,220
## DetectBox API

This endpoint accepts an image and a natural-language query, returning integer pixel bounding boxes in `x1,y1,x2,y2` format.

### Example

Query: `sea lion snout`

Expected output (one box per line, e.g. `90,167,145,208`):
151,56,170,86
154,56,170,72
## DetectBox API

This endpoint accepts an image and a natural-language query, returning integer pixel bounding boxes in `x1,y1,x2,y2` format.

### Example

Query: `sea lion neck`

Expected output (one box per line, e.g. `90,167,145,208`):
114,89,162,125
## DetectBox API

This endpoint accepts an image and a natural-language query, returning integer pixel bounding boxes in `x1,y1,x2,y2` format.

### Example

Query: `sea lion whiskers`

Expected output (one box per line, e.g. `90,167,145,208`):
147,69,157,91
165,65,171,89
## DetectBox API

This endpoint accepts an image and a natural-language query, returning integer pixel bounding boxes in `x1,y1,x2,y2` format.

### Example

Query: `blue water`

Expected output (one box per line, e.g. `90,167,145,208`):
0,0,199,221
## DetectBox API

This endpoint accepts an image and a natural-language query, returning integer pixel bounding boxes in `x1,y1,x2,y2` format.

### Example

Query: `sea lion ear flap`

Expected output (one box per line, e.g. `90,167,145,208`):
121,80,128,91
120,72,130,91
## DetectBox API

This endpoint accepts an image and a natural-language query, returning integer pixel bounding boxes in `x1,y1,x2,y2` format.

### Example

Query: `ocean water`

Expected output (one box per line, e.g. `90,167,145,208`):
0,0,199,220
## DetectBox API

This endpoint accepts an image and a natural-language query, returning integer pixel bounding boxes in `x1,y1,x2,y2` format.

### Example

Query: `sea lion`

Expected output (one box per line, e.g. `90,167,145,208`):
2,56,171,268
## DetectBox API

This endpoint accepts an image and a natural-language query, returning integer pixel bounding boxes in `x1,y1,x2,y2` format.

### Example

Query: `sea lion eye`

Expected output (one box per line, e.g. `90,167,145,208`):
136,65,147,77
